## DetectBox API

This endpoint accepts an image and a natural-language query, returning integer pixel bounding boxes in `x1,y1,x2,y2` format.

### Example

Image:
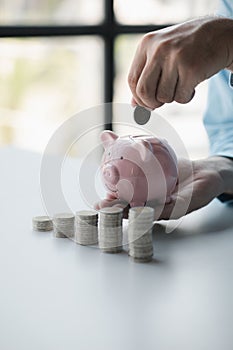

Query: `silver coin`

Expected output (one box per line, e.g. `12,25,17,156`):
134,106,151,125
100,246,123,254
53,213,74,220
99,207,123,215
128,206,154,218
129,254,153,263
76,210,98,218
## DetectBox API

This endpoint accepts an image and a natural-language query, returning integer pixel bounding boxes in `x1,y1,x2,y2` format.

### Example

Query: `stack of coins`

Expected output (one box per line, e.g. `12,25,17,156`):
99,207,123,253
53,213,74,238
128,206,154,262
75,210,98,245
32,216,53,231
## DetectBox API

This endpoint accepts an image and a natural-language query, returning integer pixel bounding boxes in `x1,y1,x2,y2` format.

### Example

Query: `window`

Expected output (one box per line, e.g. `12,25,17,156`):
114,0,217,25
0,37,103,152
0,0,104,24
0,0,218,157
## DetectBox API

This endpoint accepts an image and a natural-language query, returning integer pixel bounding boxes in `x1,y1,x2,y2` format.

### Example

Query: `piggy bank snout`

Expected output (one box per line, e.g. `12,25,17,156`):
102,164,120,185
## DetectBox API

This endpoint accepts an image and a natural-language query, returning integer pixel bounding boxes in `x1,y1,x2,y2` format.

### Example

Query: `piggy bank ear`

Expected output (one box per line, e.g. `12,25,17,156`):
100,130,118,149
133,140,152,162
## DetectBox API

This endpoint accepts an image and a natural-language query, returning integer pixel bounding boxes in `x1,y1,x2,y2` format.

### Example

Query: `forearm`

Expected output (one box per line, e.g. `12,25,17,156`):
201,16,233,71
207,156,233,195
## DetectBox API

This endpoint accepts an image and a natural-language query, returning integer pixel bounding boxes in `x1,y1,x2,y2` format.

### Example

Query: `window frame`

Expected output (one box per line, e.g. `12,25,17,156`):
0,0,170,128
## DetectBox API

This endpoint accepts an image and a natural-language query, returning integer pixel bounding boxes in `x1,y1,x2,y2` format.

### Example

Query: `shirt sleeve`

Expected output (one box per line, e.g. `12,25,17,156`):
203,0,233,203
217,0,233,17
203,69,233,158
203,0,233,158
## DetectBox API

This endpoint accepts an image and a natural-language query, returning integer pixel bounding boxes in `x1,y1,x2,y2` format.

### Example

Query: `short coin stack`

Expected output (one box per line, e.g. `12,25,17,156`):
128,206,154,262
75,210,98,245
53,213,75,238
99,207,123,253
32,216,53,231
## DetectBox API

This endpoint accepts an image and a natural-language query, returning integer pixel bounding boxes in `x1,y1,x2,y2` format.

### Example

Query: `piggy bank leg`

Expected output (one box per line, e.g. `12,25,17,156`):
95,193,120,210
106,193,118,200
165,196,172,204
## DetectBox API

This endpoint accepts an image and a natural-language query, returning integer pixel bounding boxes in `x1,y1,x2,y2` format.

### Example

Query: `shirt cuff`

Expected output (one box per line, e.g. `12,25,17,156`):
229,72,233,89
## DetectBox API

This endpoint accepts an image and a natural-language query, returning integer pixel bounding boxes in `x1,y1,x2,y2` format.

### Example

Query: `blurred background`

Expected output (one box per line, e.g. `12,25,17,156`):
0,0,218,158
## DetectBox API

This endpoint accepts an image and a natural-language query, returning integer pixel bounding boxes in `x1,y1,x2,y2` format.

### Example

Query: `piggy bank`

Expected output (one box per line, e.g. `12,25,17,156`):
100,131,178,207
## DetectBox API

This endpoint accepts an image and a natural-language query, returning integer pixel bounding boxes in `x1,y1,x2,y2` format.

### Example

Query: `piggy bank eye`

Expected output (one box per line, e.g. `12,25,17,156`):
120,156,123,160
108,152,111,156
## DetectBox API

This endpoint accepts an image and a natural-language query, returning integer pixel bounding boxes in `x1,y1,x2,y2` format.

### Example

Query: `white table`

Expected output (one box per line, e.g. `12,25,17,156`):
1,147,233,350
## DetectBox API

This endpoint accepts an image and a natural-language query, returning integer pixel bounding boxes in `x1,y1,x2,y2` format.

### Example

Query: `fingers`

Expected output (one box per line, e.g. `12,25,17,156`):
128,56,195,108
128,35,198,108
128,36,179,108
135,62,164,109
156,65,179,103
158,195,187,220
128,38,164,109
174,76,196,104
159,179,194,220
130,67,196,108
131,97,137,107
128,45,147,108
128,40,163,109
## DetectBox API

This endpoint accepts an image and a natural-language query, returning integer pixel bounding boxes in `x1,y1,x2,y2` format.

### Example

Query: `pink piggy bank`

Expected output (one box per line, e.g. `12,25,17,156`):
100,131,178,207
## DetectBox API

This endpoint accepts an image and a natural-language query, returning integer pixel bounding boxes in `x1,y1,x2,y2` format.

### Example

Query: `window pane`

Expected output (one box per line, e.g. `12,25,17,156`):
114,0,218,25
0,0,104,25
114,35,209,159
0,37,103,153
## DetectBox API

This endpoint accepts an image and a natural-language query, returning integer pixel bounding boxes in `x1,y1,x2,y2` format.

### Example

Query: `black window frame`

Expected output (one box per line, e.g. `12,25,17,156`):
0,0,171,129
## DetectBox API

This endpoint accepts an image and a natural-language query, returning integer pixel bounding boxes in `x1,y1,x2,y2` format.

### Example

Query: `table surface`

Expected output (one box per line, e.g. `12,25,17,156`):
1,147,233,350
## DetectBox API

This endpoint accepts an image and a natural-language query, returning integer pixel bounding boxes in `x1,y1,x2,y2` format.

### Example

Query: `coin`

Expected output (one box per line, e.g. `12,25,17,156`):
134,106,151,125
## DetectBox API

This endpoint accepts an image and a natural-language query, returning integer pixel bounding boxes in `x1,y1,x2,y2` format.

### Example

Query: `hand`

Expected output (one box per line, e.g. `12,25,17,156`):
95,156,233,220
155,157,224,220
128,16,233,110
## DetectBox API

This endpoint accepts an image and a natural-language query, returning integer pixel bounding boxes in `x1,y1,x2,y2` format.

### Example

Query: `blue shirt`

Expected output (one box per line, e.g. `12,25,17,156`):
203,0,233,158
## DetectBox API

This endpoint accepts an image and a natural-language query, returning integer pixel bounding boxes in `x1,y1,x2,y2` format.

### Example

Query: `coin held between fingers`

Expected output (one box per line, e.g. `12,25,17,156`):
134,105,151,125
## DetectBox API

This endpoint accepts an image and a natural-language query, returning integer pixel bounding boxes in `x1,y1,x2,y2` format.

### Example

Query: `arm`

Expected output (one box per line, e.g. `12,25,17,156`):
128,16,233,110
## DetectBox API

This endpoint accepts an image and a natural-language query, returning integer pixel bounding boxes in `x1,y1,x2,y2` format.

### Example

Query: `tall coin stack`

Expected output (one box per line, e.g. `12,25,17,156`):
75,210,98,245
53,213,75,238
128,206,154,262
99,207,123,253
